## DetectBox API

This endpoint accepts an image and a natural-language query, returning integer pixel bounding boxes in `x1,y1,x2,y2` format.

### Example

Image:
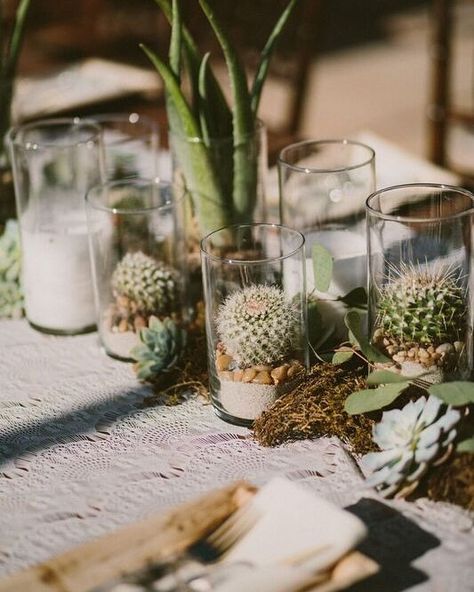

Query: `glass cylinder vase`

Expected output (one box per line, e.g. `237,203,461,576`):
86,178,186,361
366,183,474,382
278,139,375,347
170,121,268,309
201,223,308,426
8,118,104,334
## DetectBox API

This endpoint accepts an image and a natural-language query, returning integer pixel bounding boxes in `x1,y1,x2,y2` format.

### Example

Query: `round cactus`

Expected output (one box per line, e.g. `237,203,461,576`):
377,263,466,346
112,251,177,315
131,316,186,381
216,284,299,367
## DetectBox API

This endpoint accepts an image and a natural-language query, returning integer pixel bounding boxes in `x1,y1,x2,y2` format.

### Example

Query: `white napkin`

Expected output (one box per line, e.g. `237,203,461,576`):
222,477,367,575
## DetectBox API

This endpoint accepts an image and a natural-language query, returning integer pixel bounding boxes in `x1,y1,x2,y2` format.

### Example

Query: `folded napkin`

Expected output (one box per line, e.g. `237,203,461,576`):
221,477,367,576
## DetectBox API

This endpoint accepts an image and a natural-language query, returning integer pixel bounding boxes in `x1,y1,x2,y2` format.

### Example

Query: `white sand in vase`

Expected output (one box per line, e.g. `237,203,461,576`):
101,326,140,360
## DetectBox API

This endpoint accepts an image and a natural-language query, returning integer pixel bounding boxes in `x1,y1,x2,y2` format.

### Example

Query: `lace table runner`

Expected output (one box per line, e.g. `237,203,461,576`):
0,320,473,590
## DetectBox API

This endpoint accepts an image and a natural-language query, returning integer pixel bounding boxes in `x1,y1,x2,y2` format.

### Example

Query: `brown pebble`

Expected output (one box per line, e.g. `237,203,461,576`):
117,295,129,308
287,363,302,379
134,316,147,331
253,371,273,385
418,348,429,359
216,354,233,371
271,365,288,384
118,319,128,332
436,343,454,355
233,369,244,382
242,368,257,383
254,365,272,372
219,371,234,382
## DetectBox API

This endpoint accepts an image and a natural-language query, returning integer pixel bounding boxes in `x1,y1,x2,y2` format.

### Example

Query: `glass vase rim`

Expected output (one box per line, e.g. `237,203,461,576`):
168,118,265,146
366,182,474,223
278,138,375,174
7,117,102,149
200,222,305,265
85,112,159,132
85,177,179,215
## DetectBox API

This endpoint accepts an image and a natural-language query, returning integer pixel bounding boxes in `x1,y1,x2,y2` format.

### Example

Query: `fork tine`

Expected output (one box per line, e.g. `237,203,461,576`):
206,503,260,556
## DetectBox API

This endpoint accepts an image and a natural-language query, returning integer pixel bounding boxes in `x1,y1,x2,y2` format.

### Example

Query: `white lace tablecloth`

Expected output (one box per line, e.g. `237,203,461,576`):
0,320,473,591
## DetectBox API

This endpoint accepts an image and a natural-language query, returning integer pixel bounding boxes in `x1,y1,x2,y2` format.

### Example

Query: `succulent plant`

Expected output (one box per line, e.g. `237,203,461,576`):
131,316,186,381
0,220,23,318
216,284,298,367
361,395,461,498
376,263,466,346
112,251,177,315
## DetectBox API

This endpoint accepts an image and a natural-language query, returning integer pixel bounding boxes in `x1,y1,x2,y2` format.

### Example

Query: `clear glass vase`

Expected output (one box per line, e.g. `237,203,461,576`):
278,139,375,347
86,178,187,361
366,183,474,382
8,118,104,334
170,121,268,310
201,223,308,426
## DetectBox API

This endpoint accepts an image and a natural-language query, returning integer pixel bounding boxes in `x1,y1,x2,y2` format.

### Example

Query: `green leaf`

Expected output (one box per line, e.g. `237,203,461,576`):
332,351,354,365
367,370,408,385
457,437,474,453
428,382,474,407
251,0,299,114
339,287,367,309
344,310,390,364
169,0,182,77
344,382,410,415
312,244,333,292
5,0,31,78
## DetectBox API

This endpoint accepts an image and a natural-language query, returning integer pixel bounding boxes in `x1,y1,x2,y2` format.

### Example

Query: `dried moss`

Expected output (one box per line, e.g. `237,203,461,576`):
252,362,377,454
424,452,474,511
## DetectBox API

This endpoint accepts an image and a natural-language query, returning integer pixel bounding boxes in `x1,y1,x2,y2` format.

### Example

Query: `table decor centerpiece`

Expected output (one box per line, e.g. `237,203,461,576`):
0,0,30,226
201,223,308,425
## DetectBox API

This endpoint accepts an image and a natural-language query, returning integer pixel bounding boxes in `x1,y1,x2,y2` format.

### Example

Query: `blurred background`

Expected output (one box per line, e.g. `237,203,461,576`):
6,0,474,182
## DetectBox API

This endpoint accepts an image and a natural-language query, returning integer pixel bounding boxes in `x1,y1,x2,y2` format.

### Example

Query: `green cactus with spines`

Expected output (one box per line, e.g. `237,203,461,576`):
377,263,466,346
0,220,23,318
131,316,186,381
216,284,299,367
112,251,177,315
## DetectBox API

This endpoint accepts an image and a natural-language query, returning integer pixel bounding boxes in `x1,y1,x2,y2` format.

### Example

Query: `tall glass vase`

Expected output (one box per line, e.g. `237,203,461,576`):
278,139,375,348
170,121,268,309
366,183,474,382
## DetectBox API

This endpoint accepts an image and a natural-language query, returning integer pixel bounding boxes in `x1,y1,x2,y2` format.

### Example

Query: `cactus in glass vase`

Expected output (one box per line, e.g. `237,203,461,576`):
373,263,468,379
141,0,298,238
216,284,298,367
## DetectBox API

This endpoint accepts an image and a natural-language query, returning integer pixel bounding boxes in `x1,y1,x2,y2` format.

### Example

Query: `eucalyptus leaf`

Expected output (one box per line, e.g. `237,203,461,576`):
344,382,410,415
169,0,182,77
339,287,367,309
428,381,474,407
312,244,333,292
344,310,390,364
457,437,474,453
332,351,354,365
367,370,408,385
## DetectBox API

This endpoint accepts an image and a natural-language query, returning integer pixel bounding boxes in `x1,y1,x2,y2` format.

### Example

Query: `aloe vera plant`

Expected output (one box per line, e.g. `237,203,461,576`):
142,0,298,238
0,0,31,165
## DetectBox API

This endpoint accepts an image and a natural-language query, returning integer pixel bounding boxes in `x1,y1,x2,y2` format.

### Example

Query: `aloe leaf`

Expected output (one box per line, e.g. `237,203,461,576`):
251,0,299,114
169,0,182,77
153,0,232,137
345,382,410,415
142,44,230,235
199,0,257,222
198,52,213,144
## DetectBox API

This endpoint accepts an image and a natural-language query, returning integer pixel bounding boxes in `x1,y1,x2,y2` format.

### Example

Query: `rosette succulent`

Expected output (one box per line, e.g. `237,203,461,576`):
131,316,186,381
0,220,23,318
216,284,298,367
112,251,177,315
377,263,466,346
361,395,461,498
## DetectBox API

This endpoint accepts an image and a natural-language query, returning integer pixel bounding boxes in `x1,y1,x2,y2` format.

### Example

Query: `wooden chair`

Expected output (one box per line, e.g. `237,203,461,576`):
428,0,474,187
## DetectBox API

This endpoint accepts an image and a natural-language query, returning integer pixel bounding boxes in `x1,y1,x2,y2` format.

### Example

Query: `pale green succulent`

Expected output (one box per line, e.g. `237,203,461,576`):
216,284,298,367
361,395,461,498
112,251,177,315
377,263,466,346
131,316,186,381
0,220,23,318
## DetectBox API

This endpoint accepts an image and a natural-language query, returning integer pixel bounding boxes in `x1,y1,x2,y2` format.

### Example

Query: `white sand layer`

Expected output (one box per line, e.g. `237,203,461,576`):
219,380,289,421
101,328,140,360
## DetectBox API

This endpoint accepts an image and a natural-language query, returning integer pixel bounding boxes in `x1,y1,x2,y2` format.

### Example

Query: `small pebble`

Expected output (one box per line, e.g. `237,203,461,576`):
436,343,454,354
118,319,128,332
219,371,234,382
253,371,273,385
287,363,302,379
418,348,430,359
242,368,257,383
233,369,244,382
216,354,233,371
271,365,288,384
134,315,147,331
254,365,272,372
